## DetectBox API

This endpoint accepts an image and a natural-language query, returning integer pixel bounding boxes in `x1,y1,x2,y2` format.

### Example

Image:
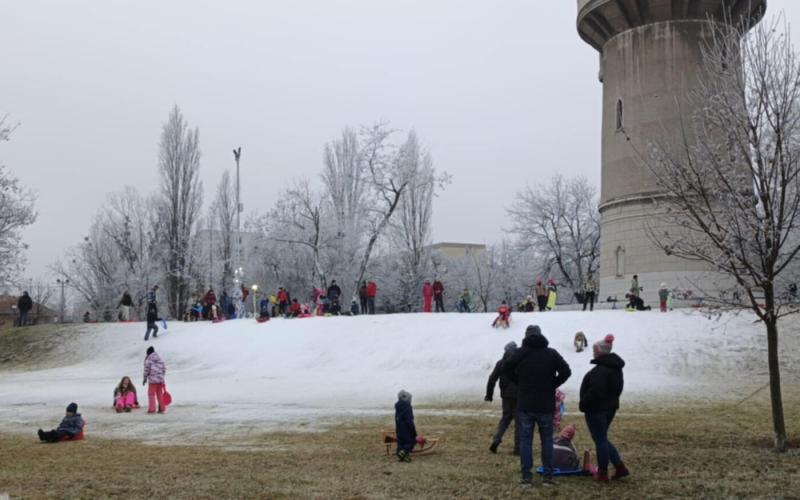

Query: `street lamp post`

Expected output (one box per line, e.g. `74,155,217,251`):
233,147,242,290
56,278,69,323
251,284,259,318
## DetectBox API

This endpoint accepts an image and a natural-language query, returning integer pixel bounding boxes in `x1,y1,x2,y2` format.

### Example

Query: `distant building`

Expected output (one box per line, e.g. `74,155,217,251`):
429,242,486,261
0,294,58,328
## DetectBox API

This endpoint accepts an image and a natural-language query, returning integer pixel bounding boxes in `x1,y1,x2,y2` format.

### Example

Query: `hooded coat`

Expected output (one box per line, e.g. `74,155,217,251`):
579,353,625,413
486,350,519,400
394,399,417,452
504,332,571,413
57,413,85,437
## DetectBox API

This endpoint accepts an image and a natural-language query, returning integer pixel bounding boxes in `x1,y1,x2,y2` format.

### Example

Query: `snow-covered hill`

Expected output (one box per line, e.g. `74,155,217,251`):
0,310,795,443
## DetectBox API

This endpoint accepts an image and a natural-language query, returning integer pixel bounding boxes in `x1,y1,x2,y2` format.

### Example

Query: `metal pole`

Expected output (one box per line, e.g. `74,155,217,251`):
233,147,242,288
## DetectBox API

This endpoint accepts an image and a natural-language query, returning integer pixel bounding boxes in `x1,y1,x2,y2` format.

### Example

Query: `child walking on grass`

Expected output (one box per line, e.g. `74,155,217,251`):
395,390,417,462
38,403,84,442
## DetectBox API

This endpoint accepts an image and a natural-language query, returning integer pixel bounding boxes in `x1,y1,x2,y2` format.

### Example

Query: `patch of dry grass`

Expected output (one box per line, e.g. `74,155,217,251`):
1,389,799,499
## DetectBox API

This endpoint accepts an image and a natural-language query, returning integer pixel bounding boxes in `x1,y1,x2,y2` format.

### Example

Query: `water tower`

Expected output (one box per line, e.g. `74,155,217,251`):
577,0,766,304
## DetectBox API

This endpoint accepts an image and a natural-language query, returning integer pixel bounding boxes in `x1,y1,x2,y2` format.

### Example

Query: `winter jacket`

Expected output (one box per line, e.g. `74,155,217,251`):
486,354,518,400
277,290,289,304
583,280,595,293
144,352,167,384
146,304,158,325
327,284,342,300
422,283,434,299
432,281,444,297
658,288,669,301
118,293,134,307
579,353,625,414
57,413,84,437
289,302,302,315
367,281,377,298
497,305,510,318
504,332,571,414
394,399,417,450
460,291,471,305
359,285,369,299
17,294,33,312
630,278,640,295
204,292,217,306
114,387,138,406
553,436,580,470
535,283,547,298
146,289,157,305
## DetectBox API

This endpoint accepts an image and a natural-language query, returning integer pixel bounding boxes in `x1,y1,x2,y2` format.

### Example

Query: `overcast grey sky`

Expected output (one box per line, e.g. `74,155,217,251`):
3,0,800,281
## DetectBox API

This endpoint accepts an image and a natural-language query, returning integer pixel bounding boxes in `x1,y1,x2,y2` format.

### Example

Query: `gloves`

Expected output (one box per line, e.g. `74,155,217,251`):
484,395,492,402
142,379,147,386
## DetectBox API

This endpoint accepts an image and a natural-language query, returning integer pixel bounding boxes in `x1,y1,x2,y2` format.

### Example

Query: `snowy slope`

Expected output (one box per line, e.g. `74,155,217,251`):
0,310,794,442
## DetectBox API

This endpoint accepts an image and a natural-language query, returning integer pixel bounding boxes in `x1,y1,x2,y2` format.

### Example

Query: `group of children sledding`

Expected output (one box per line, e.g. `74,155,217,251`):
37,346,169,443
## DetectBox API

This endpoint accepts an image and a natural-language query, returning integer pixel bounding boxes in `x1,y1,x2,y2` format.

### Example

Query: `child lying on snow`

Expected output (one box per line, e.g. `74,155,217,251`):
113,376,139,412
38,403,84,442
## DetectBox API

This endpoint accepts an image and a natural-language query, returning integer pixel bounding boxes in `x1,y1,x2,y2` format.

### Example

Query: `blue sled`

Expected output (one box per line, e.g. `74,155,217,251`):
536,466,589,476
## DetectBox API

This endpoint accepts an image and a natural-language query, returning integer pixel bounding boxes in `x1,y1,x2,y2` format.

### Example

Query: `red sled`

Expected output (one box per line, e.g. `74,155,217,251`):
212,318,224,324
163,389,173,406
257,317,270,323
59,422,86,442
381,430,443,456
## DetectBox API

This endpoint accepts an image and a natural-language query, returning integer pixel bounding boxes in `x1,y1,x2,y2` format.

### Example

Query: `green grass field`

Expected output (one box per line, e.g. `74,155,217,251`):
1,389,798,499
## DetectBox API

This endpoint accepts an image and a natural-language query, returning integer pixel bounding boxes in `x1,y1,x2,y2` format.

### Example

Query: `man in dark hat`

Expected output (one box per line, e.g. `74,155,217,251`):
505,325,571,487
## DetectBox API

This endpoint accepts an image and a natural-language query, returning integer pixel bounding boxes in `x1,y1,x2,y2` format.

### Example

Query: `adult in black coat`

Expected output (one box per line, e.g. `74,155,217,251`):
17,291,33,327
579,334,629,482
486,341,520,454
394,390,417,461
504,325,571,485
327,280,342,301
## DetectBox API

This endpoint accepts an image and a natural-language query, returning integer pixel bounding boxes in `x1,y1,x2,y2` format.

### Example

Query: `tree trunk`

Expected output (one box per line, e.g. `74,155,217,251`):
765,318,788,452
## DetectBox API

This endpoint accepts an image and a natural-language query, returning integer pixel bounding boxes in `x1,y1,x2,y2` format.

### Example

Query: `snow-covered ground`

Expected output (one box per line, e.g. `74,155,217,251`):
0,310,797,444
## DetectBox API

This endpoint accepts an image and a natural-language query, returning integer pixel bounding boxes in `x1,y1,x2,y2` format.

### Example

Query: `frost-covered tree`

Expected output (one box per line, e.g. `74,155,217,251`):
154,105,203,317
210,170,236,297
506,175,600,299
0,115,37,285
641,18,799,452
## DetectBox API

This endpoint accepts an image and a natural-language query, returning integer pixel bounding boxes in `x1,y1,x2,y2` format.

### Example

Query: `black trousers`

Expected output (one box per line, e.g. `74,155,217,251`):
583,291,595,311
434,295,445,312
39,429,67,443
492,397,519,452
360,297,368,315
537,295,547,312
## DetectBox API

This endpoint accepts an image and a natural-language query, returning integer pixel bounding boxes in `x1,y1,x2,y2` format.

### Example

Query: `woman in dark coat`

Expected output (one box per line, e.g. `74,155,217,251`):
579,334,629,483
395,390,417,461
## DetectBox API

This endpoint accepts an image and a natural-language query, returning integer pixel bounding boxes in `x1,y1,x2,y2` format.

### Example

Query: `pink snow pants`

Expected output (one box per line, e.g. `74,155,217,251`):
423,297,432,313
115,392,136,410
148,383,165,413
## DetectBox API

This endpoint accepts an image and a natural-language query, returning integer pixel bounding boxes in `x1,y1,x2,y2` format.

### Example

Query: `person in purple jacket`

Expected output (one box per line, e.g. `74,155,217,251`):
143,346,167,413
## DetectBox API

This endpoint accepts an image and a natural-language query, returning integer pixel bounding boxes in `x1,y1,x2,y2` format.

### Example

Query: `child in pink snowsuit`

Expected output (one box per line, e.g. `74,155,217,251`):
422,281,434,312
143,346,167,413
553,389,566,431
113,376,139,412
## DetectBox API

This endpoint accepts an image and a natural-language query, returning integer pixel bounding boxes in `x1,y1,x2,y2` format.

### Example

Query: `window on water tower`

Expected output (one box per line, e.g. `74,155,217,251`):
615,246,625,278
615,99,624,132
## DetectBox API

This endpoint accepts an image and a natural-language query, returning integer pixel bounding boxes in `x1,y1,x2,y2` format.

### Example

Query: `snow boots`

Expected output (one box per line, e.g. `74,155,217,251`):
612,463,630,480
397,449,412,462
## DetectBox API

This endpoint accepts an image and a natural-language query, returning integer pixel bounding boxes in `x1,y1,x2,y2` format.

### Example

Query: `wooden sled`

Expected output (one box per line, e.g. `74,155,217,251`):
381,429,443,456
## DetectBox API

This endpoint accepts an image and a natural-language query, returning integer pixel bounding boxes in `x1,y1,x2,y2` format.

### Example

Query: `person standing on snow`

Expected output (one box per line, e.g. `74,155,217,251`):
485,341,520,455
359,281,369,316
366,280,377,314
583,276,596,312
394,390,417,462
579,334,629,483
144,303,159,341
143,346,167,414
422,280,434,313
276,287,289,316
630,275,640,297
458,288,472,313
658,283,670,312
17,291,33,327
118,291,134,321
534,280,548,312
504,325,571,487
327,280,342,303
433,279,445,312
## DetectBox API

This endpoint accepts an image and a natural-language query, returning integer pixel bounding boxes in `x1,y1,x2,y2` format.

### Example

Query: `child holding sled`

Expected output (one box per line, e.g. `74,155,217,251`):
395,390,418,462
113,376,139,412
37,402,84,442
492,301,511,328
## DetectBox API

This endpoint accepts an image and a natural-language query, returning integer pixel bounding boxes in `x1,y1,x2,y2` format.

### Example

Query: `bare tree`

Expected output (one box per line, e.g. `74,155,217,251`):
0,116,37,285
506,175,600,297
641,18,799,452
155,105,203,317
390,132,448,311
210,170,236,296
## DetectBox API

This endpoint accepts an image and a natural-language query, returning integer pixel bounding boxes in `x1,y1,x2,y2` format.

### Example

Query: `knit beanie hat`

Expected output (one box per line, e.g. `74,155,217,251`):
66,402,78,414
525,325,541,338
593,334,615,356
560,424,576,440
146,346,155,355
398,390,412,403
504,341,518,353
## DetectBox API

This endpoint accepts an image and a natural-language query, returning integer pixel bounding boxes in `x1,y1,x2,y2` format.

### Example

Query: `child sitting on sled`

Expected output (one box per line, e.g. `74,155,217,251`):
37,402,84,443
395,390,418,462
552,424,596,475
113,376,139,412
492,301,511,328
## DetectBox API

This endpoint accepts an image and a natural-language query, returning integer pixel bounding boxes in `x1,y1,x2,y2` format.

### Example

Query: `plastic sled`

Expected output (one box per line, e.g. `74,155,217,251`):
535,466,590,476
163,391,172,406
257,317,270,323
212,318,224,324
381,430,442,456
59,422,86,442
